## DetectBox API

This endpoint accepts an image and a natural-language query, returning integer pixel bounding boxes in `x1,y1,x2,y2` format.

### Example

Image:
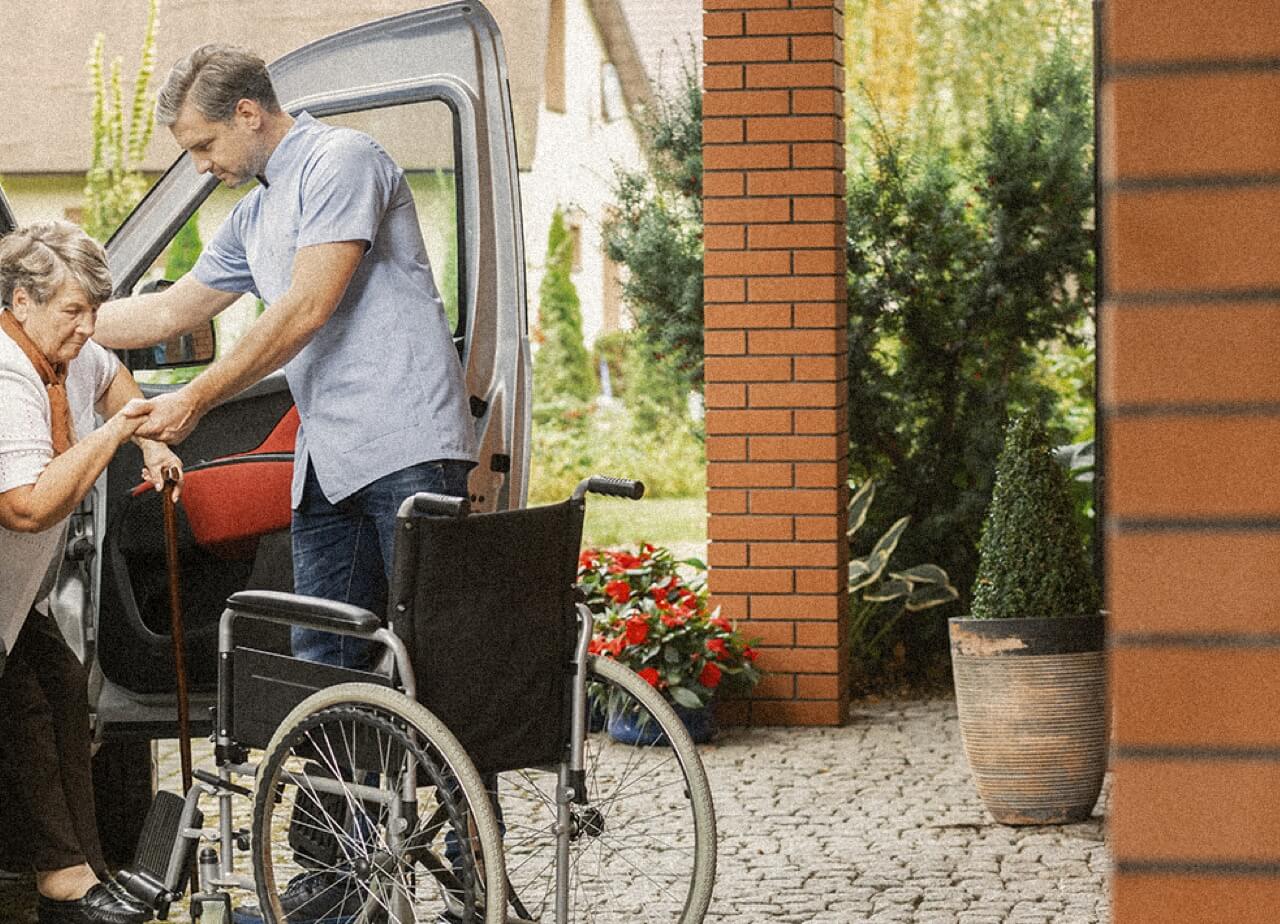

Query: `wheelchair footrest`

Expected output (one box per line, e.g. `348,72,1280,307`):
117,789,202,915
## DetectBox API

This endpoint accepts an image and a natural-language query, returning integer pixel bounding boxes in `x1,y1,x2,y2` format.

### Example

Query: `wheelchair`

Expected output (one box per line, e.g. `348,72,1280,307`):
116,477,716,924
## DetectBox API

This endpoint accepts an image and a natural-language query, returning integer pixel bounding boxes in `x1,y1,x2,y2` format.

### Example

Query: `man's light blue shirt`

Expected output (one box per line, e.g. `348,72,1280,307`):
192,112,477,506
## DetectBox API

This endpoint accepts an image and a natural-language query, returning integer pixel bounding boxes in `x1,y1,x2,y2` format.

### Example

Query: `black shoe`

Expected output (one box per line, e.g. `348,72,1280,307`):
36,883,149,924
102,879,149,915
233,870,367,924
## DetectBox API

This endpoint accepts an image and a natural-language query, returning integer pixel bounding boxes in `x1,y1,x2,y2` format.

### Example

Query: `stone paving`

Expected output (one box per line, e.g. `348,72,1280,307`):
0,695,1110,922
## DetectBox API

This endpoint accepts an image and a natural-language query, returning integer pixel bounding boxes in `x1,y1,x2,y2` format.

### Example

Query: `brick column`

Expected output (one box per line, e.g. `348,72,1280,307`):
1103,2,1280,921
702,0,848,727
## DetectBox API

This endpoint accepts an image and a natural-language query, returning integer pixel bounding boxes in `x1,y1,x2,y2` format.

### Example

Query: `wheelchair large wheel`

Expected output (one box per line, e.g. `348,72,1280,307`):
251,682,507,924
498,656,716,923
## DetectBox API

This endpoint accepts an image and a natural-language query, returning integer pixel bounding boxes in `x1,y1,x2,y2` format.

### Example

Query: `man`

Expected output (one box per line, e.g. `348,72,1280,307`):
93,45,478,923
95,44,476,669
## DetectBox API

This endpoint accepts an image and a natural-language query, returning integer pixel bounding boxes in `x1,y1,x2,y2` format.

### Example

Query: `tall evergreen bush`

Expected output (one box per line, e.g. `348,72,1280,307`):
533,208,595,406
846,40,1095,617
970,414,1098,619
604,60,702,393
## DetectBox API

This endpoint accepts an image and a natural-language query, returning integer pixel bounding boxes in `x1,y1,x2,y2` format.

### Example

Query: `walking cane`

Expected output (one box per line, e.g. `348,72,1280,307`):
161,472,201,919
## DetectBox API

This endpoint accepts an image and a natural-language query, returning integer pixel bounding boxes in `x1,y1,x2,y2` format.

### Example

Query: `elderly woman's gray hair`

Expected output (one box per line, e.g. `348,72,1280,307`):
155,43,281,126
0,221,112,308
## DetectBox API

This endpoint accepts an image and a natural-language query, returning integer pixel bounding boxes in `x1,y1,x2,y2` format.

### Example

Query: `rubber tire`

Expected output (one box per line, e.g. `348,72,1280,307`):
250,682,507,924
92,739,156,868
589,656,717,923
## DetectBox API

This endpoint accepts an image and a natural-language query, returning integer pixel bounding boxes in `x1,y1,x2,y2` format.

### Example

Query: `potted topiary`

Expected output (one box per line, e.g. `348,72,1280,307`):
950,413,1105,825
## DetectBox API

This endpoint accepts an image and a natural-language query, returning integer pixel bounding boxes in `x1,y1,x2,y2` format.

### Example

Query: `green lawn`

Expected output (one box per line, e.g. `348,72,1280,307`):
581,495,706,554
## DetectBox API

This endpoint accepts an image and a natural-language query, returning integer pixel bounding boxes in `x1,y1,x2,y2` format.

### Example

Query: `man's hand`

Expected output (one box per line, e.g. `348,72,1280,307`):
134,389,204,444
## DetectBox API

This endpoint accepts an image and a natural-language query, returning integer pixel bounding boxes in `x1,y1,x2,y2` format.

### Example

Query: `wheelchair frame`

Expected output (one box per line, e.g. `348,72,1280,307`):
118,477,716,924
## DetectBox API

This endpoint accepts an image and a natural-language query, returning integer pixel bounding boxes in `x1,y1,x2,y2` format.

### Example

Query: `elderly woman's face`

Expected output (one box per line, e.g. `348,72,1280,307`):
12,279,97,365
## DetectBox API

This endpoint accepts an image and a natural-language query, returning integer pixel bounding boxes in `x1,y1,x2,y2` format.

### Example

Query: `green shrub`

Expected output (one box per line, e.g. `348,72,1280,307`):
534,208,596,405
846,40,1095,620
82,0,158,242
970,414,1098,619
604,60,702,393
164,214,202,278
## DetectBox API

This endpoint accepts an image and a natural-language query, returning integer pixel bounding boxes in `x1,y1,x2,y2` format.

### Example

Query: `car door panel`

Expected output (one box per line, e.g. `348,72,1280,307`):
93,2,528,707
96,387,296,693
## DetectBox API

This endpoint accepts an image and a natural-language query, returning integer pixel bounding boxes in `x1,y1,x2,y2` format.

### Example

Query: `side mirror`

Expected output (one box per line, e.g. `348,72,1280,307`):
123,278,217,370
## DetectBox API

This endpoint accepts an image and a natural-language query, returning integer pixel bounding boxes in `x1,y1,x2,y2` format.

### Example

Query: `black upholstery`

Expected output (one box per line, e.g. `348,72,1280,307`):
389,499,584,773
226,590,380,635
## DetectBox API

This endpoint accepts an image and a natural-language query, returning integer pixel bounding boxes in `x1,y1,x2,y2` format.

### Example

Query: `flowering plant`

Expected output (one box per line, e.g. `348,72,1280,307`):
578,544,762,711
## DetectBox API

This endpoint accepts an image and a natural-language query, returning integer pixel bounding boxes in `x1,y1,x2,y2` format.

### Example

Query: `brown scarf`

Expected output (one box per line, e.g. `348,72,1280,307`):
0,309,74,456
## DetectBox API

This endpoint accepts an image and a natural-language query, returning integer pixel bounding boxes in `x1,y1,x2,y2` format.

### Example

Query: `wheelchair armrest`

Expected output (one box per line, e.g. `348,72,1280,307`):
225,590,381,636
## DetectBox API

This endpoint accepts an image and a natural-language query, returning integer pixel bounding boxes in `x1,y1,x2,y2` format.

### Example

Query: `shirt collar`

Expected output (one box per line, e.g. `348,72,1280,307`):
261,112,317,188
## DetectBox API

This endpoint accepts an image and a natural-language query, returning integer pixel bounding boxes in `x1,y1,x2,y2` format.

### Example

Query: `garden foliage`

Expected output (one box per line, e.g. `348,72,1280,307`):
534,208,596,406
970,414,1098,620
846,480,958,688
579,544,761,710
604,61,703,394
83,0,159,242
845,41,1095,625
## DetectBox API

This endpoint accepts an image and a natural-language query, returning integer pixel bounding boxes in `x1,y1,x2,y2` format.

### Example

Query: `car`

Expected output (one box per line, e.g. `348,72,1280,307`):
0,0,530,864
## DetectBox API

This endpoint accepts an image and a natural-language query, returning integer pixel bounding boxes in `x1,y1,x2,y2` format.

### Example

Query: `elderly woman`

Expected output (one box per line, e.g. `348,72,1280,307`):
0,221,182,924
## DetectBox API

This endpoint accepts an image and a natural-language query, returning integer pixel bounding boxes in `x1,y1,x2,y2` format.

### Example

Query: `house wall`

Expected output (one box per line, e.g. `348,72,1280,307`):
1102,2,1280,920
701,0,849,726
523,0,646,348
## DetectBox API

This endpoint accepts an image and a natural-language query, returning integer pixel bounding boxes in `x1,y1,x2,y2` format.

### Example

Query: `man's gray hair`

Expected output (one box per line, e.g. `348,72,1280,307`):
155,43,281,126
0,221,112,308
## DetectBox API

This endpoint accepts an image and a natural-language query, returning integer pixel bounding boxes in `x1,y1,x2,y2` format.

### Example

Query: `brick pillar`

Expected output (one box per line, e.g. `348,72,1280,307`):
702,0,848,727
1103,3,1280,921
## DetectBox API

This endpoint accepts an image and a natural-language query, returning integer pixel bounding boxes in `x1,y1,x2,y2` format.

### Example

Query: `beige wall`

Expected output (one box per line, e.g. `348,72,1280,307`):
0,0,545,174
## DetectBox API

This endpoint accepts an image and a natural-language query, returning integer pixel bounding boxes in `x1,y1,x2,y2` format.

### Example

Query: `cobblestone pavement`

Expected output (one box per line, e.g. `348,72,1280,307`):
0,695,1109,922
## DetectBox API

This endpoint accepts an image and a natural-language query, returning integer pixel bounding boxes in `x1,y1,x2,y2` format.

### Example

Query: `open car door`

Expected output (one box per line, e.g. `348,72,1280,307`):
92,1,530,734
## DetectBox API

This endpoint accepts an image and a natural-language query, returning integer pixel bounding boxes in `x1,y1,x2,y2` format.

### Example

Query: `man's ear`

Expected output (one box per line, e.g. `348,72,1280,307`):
235,98,263,130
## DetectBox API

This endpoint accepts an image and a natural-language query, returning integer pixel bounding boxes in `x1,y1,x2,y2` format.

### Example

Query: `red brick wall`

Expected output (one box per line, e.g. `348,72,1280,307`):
702,0,849,726
1103,2,1280,919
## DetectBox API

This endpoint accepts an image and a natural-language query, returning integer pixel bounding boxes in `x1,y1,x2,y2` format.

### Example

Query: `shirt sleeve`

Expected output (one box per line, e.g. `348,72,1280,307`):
0,366,53,494
192,202,259,295
80,339,122,403
295,133,396,251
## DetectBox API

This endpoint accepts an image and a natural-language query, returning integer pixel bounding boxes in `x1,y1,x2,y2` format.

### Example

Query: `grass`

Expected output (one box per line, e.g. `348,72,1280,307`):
581,495,706,554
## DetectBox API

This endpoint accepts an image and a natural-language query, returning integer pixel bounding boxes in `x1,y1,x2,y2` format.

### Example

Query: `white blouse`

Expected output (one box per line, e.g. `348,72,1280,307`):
0,314,119,652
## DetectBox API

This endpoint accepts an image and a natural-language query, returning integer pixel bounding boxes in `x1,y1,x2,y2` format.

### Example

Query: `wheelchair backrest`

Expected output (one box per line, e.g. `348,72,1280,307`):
388,498,585,773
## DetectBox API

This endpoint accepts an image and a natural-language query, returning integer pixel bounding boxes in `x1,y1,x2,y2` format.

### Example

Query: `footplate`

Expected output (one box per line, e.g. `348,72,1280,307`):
116,789,203,919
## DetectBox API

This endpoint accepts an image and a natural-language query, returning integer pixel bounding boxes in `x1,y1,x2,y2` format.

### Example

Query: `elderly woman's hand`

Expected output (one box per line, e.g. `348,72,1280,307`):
139,439,184,501
107,397,151,444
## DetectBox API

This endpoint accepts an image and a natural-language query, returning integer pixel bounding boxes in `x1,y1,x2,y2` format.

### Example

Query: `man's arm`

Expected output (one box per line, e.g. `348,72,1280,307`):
96,366,184,498
135,240,365,444
93,274,241,349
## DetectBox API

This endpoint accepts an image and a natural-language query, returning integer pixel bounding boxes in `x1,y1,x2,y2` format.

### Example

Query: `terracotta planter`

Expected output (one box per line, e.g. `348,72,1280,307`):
949,614,1106,825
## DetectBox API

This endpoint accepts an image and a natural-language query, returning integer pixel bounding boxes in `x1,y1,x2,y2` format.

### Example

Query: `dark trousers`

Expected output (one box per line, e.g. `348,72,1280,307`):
0,609,106,877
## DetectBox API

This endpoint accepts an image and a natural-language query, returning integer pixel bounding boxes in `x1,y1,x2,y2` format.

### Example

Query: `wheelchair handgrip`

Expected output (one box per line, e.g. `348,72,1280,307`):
585,476,645,500
409,492,470,517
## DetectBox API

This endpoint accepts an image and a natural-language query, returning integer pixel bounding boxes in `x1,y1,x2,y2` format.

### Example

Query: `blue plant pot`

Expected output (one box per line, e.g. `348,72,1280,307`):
607,702,716,746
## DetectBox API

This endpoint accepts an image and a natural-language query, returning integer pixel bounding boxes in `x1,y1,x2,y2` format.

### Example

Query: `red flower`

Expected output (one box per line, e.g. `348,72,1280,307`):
605,637,625,657
660,613,684,628
625,616,649,646
710,615,732,632
579,550,599,569
613,552,642,570
744,646,758,662
698,662,722,689
588,637,605,655
637,667,661,687
604,580,632,604
706,638,729,660
650,583,669,603
641,542,656,558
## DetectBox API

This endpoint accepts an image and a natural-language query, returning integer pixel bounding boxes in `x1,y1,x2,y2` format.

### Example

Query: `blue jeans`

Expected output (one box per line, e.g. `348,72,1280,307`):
291,458,473,669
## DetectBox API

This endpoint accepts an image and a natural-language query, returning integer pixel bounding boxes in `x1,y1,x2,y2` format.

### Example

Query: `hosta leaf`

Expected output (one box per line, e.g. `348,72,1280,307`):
846,480,876,538
864,578,910,602
869,516,910,562
889,564,951,586
904,584,960,611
